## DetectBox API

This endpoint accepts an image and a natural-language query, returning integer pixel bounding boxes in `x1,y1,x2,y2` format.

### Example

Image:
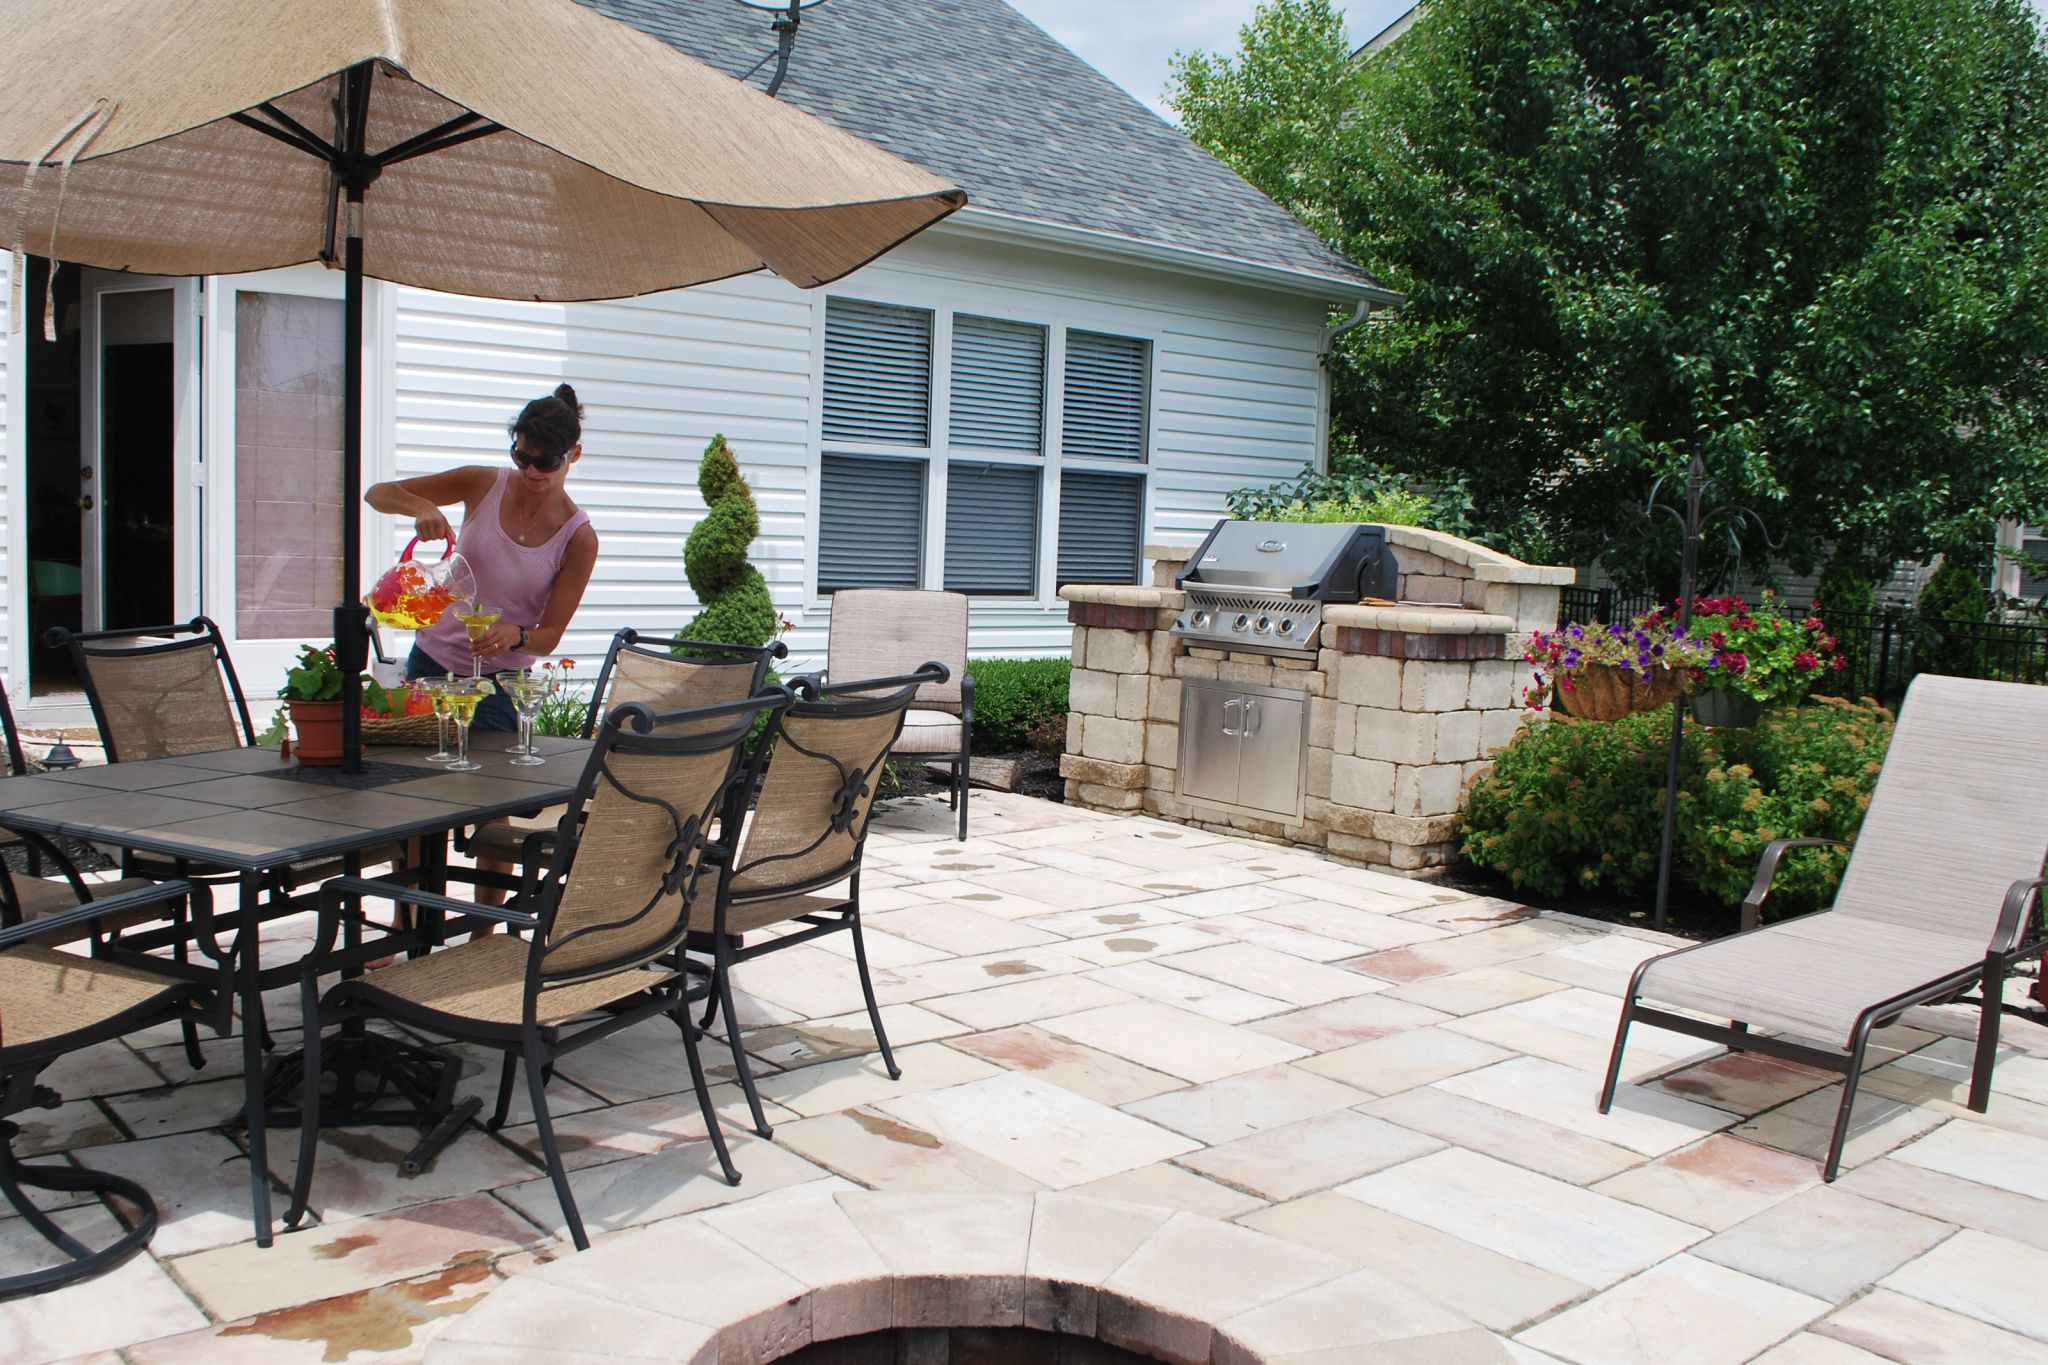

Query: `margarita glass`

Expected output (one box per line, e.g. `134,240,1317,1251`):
421,674,456,763
498,669,548,766
444,677,486,772
456,602,501,678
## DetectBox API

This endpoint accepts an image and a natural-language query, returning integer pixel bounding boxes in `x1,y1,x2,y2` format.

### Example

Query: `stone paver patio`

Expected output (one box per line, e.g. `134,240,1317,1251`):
5,790,2048,1363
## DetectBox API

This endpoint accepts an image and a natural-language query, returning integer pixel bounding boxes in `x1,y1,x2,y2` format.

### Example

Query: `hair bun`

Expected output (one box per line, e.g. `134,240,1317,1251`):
552,383,583,417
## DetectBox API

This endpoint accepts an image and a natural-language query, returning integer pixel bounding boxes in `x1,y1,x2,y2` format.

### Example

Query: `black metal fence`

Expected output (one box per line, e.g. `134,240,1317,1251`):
1554,588,2048,702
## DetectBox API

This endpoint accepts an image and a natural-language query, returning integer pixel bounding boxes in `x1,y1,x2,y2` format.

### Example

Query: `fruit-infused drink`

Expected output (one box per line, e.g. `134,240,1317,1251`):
456,604,501,678
444,679,486,772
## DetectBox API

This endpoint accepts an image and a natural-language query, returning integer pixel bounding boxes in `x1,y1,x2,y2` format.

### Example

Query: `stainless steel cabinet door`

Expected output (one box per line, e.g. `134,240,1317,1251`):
1232,691,1309,821
1177,680,1245,806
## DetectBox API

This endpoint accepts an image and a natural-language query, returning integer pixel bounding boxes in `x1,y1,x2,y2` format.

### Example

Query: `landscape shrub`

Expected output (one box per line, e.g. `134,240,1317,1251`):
1226,457,1473,536
1459,709,1702,900
680,435,779,651
1912,557,1994,678
1679,697,1892,917
966,657,1070,753
1460,697,1894,916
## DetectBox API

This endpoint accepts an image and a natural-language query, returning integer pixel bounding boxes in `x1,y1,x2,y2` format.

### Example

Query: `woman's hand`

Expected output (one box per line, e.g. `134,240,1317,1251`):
469,621,524,664
414,506,455,545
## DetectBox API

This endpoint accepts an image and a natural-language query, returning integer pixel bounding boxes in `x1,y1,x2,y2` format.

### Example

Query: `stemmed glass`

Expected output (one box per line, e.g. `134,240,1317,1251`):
444,677,486,772
499,669,548,766
421,675,456,764
456,601,501,679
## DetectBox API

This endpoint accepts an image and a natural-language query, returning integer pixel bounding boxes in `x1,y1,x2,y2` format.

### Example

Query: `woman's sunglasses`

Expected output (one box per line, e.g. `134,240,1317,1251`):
510,441,569,473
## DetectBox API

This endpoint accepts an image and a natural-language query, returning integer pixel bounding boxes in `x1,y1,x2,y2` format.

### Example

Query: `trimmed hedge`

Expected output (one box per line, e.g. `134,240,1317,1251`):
966,657,1070,753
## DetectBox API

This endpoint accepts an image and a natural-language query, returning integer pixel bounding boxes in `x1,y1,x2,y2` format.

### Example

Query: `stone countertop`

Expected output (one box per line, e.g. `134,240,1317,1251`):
1323,603,1516,635
1060,584,1184,608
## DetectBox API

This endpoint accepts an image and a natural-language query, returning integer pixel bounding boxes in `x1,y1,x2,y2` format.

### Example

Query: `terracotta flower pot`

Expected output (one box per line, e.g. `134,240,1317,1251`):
288,699,345,766
1559,663,1683,721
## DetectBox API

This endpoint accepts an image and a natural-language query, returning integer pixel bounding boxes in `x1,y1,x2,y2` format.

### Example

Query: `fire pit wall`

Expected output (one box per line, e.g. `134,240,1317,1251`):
1059,528,1572,873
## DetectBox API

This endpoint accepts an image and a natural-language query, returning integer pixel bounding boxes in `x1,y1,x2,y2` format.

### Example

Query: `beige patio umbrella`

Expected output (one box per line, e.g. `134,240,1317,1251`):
0,0,965,767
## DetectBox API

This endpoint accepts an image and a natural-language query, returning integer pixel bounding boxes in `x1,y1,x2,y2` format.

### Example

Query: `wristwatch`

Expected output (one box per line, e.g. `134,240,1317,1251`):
514,625,530,651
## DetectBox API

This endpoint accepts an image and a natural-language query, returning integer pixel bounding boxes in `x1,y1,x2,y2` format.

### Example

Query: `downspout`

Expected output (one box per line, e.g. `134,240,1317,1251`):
1315,299,1371,474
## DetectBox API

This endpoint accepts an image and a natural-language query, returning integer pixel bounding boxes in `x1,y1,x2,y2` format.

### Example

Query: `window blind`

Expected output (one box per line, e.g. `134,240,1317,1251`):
823,298,932,447
818,454,925,591
950,315,1045,454
1057,470,1145,586
944,462,1040,595
1062,330,1149,461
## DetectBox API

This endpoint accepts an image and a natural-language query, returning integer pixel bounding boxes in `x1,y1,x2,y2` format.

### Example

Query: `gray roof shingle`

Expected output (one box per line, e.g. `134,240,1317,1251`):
579,0,1380,293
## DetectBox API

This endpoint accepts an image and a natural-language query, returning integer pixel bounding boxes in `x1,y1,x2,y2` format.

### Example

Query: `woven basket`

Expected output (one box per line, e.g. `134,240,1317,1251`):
1559,663,1684,721
361,712,442,745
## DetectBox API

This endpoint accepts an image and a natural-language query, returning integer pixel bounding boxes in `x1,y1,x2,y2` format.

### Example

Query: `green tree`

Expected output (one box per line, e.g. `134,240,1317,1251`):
679,434,779,650
1171,0,2048,589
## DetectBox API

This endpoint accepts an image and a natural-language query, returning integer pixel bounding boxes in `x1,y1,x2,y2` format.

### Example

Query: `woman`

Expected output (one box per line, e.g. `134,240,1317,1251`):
366,384,599,730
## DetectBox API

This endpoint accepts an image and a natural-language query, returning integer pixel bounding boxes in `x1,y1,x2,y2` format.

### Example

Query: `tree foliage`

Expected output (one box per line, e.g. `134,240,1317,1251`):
1170,0,2048,588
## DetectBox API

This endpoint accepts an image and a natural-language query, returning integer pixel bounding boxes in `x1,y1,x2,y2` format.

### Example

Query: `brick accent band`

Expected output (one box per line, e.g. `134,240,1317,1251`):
1330,628,1505,660
1067,602,1157,630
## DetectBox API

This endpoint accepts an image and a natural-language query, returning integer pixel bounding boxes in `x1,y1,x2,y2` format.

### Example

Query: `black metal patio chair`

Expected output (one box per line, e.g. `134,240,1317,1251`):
285,686,789,1251
694,663,944,1140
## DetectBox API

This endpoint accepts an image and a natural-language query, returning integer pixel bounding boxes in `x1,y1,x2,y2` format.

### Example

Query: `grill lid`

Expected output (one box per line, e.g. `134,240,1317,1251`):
1176,519,1399,601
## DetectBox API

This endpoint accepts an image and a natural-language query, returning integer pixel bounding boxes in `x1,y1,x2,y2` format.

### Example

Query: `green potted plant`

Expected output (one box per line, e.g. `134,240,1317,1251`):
280,644,346,765
1687,593,1843,726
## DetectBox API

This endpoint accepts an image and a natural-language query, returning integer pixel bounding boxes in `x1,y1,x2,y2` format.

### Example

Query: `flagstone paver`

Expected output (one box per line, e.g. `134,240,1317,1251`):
5,788,2046,1364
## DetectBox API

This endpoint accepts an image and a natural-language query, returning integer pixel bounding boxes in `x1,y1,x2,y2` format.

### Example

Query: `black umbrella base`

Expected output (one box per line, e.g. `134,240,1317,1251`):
252,1035,483,1175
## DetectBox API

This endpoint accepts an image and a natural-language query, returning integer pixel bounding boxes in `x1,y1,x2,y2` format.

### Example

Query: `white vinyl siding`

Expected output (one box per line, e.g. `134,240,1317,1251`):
197,228,1331,676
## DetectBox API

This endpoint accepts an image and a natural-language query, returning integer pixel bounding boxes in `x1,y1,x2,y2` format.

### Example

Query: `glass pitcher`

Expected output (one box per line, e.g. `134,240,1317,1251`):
364,536,477,632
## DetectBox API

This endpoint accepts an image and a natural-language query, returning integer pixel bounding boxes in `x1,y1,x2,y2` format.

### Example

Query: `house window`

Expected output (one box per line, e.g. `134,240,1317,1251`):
818,454,924,592
1058,330,1150,584
2023,526,2047,600
823,298,931,447
815,301,1150,597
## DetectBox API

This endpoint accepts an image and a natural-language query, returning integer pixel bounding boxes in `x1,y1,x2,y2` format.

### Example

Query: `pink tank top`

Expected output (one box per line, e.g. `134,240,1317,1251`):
416,468,590,675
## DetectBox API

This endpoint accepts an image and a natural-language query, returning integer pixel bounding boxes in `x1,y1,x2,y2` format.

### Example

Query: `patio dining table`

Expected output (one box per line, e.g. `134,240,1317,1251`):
0,732,592,1246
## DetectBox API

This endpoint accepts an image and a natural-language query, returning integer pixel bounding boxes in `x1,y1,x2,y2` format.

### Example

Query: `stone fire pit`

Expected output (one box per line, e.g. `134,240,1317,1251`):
1059,527,1572,874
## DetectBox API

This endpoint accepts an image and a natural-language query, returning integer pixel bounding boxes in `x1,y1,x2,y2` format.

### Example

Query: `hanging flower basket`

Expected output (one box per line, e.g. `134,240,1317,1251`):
1559,663,1685,721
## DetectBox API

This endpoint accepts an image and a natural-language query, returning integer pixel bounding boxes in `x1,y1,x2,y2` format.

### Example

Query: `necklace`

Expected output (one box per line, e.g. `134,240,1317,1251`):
505,492,548,545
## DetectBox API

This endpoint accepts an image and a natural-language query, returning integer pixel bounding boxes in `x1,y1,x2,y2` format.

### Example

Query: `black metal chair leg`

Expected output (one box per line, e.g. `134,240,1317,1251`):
1969,953,2004,1112
1824,1022,1877,1182
715,944,771,1137
283,983,326,1230
1598,1000,1634,1113
850,915,901,1081
524,1034,588,1251
487,1051,519,1132
672,1006,741,1186
0,1142,160,1301
956,758,968,841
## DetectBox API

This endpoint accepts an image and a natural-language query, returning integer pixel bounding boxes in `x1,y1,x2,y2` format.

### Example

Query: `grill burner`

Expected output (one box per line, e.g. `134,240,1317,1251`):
1172,520,1399,658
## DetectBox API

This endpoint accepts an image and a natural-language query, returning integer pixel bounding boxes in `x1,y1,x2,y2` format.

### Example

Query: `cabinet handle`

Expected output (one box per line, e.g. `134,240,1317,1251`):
1221,698,1241,736
1244,700,1261,736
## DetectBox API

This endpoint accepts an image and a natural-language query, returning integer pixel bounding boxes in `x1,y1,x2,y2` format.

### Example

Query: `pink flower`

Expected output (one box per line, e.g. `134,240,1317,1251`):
1794,650,1820,672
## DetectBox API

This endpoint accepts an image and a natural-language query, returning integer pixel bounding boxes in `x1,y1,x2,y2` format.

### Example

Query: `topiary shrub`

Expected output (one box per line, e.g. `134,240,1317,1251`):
1459,709,1701,900
680,434,779,651
1678,697,1892,918
966,658,1070,752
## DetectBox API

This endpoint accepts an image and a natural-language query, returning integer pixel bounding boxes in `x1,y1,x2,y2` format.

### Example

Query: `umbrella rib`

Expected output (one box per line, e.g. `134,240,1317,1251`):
229,107,337,163
376,115,504,169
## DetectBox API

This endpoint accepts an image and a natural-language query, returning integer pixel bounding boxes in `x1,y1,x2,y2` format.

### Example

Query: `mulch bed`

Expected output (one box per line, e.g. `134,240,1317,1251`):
884,750,1064,805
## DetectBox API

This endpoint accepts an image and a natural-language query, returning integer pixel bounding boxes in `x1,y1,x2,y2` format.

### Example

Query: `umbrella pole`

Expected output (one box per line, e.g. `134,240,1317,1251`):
335,200,365,772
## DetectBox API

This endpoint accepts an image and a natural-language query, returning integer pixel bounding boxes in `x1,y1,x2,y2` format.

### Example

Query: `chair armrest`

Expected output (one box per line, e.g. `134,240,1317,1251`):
1992,875,2048,956
0,879,197,950
1740,838,1850,932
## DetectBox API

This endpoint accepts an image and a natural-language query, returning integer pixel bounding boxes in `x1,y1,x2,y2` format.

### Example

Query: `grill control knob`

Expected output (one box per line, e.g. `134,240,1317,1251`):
1191,610,1211,628
1232,614,1250,632
1278,618,1296,635
1253,616,1272,634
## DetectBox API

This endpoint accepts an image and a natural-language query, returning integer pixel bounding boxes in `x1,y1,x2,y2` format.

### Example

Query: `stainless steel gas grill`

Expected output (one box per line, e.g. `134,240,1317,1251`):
1170,520,1400,660
1171,520,1401,823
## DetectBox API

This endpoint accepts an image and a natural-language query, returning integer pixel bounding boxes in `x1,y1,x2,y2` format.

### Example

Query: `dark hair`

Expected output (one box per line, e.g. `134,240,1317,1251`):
508,383,583,457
